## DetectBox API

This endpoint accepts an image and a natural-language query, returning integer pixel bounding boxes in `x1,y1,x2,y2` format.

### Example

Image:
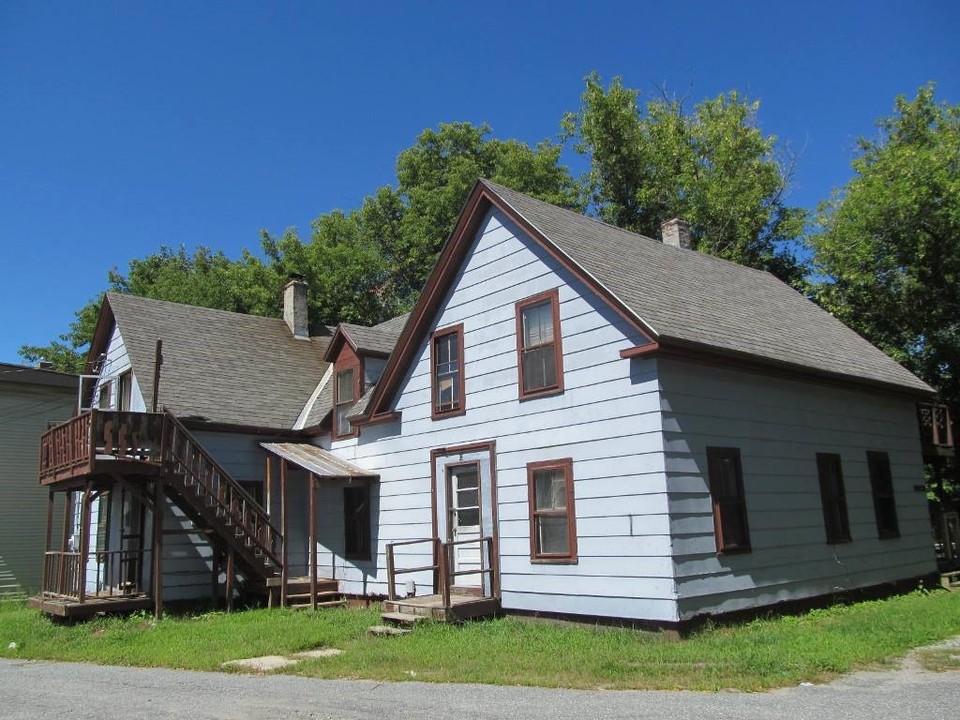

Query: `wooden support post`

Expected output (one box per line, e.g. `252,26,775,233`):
44,491,54,553
280,458,288,607
152,480,164,619
210,543,220,608
309,473,317,611
78,482,92,603
41,490,54,593
61,491,73,553
225,549,235,613
265,455,272,517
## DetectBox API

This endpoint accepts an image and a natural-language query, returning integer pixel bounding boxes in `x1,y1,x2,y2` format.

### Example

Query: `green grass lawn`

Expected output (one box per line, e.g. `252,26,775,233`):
2,589,958,691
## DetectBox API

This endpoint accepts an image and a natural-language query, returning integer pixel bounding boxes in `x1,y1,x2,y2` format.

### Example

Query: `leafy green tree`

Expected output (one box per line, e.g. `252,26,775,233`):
394,121,581,291
809,84,960,421
19,300,103,374
563,73,806,285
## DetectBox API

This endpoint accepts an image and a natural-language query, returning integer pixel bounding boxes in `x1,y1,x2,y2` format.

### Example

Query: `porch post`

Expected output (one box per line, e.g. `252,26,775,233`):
265,455,272,518
152,479,164,619
210,542,220,607
78,481,92,603
225,549,235,613
41,490,54,593
280,458,288,607
309,472,317,611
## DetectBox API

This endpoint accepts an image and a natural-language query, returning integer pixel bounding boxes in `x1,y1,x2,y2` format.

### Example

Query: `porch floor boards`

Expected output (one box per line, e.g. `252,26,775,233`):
382,593,500,623
28,593,153,618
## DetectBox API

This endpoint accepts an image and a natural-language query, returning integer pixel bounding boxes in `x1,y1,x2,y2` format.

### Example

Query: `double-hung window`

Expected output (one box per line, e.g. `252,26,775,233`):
334,368,355,438
431,324,464,419
707,447,751,554
867,451,900,539
515,289,564,399
816,453,851,543
343,485,371,561
528,458,577,562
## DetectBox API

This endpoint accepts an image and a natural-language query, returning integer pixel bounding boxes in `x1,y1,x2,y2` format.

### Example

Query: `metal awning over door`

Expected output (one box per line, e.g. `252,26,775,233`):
259,442,378,479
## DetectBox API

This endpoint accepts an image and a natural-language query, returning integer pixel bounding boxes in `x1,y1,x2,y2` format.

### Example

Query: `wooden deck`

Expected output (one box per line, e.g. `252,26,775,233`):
382,593,500,623
28,593,153,618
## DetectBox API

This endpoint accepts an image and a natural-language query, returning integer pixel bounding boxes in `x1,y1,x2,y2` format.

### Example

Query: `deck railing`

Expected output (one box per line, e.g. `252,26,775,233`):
41,549,147,602
385,536,496,608
39,410,165,484
918,403,954,449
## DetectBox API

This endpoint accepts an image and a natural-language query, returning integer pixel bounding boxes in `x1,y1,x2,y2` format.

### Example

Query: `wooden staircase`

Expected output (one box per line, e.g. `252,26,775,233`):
266,576,346,609
161,414,282,591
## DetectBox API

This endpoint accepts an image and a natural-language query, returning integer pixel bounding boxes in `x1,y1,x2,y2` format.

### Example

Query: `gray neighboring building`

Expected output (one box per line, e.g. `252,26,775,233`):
0,363,77,595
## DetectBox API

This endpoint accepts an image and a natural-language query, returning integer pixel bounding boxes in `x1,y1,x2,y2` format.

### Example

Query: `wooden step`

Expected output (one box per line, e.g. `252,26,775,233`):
285,591,343,602
381,611,425,626
289,599,347,610
941,571,960,590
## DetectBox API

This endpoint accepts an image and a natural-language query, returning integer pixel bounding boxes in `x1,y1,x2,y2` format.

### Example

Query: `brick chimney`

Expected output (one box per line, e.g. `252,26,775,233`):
660,218,693,250
283,276,309,339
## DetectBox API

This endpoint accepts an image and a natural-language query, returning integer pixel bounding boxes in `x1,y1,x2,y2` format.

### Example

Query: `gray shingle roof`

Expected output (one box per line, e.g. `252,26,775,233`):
339,313,411,356
107,293,332,428
481,180,932,395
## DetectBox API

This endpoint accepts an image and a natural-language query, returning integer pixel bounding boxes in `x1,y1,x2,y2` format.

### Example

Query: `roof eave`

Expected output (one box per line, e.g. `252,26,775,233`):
657,337,936,400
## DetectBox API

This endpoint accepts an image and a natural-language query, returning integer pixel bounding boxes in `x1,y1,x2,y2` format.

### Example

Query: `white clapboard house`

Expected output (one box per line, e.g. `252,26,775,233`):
30,180,942,626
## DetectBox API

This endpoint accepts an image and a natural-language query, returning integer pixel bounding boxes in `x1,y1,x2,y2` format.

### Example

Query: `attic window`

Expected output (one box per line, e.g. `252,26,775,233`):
431,324,465,419
335,368,355,438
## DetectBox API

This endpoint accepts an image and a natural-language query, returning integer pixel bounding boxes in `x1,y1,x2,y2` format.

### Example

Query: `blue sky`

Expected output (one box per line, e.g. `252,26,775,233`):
1,1,957,364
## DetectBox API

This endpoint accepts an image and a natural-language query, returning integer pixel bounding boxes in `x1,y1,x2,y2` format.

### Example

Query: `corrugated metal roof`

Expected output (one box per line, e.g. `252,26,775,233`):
260,442,378,478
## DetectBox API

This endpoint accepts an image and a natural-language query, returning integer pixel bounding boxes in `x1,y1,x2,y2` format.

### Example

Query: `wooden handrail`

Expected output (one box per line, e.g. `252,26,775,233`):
385,537,439,600
386,535,496,609
162,413,283,569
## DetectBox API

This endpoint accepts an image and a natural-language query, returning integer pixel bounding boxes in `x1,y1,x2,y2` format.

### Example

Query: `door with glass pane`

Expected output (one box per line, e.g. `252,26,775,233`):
433,443,498,596
447,463,481,585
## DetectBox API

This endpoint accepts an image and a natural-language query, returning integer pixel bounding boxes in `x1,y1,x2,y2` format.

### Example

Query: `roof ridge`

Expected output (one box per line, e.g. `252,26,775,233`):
478,178,778,280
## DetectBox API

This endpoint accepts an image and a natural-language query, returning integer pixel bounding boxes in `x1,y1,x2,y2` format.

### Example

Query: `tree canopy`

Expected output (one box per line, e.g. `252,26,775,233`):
809,84,960,416
562,73,806,285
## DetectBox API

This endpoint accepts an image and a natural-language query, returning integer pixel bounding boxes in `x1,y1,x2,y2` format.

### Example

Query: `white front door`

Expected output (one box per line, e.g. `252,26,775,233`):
447,463,481,586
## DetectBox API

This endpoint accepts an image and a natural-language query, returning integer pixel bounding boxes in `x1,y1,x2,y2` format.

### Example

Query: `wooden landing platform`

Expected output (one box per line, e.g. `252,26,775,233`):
382,593,500,623
28,593,153,618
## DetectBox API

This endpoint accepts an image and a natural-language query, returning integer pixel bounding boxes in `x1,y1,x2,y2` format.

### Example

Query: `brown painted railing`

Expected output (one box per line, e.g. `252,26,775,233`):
42,549,148,601
385,537,441,601
41,551,83,599
385,536,496,608
918,403,954,449
162,413,283,570
39,410,165,484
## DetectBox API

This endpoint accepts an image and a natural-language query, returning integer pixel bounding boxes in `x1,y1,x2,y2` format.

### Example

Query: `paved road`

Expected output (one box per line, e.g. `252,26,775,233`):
1,651,958,720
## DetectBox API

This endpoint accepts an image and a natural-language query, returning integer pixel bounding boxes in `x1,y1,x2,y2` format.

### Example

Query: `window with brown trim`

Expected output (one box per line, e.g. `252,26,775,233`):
706,447,751,554
816,453,851,543
431,324,465,419
334,368,355,438
867,451,900,539
515,289,564,399
527,458,577,562
343,485,371,560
